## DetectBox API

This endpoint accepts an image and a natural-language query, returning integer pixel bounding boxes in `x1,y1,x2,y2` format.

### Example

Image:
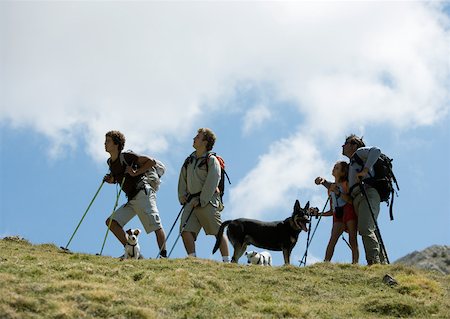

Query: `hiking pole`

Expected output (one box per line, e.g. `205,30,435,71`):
299,209,313,267
341,235,352,250
156,203,186,259
168,205,196,258
299,196,330,266
61,180,105,253
359,181,390,264
98,176,126,256
155,194,196,258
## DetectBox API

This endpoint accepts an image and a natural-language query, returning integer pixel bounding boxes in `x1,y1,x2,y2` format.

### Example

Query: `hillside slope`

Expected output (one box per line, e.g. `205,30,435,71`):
1,236,449,319
395,245,450,275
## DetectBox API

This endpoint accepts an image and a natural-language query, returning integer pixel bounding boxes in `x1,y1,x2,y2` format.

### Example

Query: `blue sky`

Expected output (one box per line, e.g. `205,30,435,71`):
1,2,449,266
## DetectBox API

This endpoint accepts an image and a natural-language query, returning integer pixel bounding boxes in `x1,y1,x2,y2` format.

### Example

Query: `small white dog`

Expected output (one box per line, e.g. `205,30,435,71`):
124,228,143,259
245,250,272,266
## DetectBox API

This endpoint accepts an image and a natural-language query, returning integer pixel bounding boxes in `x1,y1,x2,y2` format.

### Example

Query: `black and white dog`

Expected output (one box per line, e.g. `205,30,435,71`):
213,200,310,265
245,250,272,266
124,228,143,259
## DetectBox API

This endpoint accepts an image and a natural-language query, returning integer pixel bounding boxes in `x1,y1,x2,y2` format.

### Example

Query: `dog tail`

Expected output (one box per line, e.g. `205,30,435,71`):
212,220,231,254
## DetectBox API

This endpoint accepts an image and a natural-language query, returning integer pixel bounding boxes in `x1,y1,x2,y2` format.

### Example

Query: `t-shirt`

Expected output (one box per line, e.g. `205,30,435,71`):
108,152,145,200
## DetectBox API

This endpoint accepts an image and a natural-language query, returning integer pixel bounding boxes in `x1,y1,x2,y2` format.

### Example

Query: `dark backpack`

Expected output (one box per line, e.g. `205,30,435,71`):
183,152,231,201
353,153,400,220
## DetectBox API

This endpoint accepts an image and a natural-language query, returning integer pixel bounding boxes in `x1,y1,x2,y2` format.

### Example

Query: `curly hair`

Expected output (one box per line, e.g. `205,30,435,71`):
198,128,216,151
106,130,126,152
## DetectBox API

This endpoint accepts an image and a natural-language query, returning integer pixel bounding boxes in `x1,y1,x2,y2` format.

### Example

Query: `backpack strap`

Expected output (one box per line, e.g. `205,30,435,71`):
202,152,216,172
389,191,394,221
107,152,129,172
183,153,195,170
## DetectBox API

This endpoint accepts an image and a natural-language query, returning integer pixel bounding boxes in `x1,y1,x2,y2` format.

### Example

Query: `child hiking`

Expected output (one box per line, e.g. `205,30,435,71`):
313,161,359,264
103,130,167,258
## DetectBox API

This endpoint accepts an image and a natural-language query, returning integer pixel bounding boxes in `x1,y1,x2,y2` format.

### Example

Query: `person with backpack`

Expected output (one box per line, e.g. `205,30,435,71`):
103,130,168,258
342,134,386,265
177,128,230,262
312,161,359,264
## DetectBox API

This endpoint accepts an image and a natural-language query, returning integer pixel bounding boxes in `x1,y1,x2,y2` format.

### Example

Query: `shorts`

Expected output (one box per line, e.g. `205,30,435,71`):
111,185,162,234
333,203,357,224
180,202,222,238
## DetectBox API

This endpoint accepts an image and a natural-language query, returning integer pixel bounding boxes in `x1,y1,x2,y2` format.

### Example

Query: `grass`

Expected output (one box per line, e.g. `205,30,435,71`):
1,237,449,318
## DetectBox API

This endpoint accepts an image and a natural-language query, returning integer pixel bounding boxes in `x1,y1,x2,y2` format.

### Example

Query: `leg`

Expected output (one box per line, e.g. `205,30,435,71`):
218,233,230,258
346,219,359,264
181,231,196,256
155,227,167,257
105,218,127,246
195,201,230,261
282,247,294,265
354,188,381,265
178,204,201,257
231,243,247,263
324,222,345,262
106,202,136,247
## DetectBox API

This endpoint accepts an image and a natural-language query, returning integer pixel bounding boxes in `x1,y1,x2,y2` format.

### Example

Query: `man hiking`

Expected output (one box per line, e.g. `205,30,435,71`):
177,128,230,262
103,130,167,258
342,134,385,265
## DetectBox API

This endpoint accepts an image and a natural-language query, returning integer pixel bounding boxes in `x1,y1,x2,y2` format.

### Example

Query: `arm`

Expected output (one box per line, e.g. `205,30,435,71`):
310,209,333,217
199,155,221,207
355,147,381,180
125,154,156,177
315,177,332,190
178,164,189,205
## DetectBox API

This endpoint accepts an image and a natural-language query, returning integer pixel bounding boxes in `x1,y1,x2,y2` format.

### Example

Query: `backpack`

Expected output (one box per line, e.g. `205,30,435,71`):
183,152,231,201
109,150,165,191
352,153,400,220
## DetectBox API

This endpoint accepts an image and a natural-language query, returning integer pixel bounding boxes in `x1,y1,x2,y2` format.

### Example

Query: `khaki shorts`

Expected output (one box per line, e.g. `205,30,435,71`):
180,202,222,238
111,185,162,234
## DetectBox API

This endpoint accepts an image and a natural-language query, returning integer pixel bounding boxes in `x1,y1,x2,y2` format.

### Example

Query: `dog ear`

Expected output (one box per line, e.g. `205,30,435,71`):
304,201,310,211
133,229,141,236
126,229,132,235
294,200,301,211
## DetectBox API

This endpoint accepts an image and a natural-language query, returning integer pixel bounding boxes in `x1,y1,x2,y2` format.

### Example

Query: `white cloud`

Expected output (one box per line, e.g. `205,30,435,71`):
242,105,271,135
1,2,449,218
227,133,328,220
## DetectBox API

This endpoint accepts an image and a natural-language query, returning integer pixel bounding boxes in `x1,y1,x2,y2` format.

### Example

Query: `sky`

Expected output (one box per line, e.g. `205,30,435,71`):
1,1,449,266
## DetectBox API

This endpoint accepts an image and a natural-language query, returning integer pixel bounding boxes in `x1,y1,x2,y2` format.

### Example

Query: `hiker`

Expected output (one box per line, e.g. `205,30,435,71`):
342,134,384,265
312,161,359,264
177,128,230,262
103,130,167,258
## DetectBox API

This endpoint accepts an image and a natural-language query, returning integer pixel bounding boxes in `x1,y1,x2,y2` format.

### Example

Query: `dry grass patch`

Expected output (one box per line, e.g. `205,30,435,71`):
1,237,449,318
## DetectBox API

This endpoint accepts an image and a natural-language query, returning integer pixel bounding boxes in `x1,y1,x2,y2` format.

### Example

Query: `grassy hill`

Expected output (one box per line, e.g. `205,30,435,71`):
1,237,449,319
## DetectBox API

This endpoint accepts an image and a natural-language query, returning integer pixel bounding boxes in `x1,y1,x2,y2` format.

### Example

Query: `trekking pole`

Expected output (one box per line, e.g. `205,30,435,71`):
98,176,126,256
61,180,105,252
168,205,196,258
341,235,352,250
156,203,186,259
299,209,313,267
359,181,390,264
155,194,196,258
299,196,330,266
